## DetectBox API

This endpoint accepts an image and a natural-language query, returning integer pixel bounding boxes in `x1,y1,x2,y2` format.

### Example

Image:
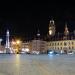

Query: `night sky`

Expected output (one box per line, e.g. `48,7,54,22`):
0,1,75,40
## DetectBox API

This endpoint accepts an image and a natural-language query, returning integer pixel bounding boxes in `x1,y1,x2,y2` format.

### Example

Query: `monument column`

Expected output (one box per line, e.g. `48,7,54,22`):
5,29,10,53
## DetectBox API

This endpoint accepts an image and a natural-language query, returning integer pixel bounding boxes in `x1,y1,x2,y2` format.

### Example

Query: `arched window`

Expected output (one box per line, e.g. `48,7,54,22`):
64,42,67,46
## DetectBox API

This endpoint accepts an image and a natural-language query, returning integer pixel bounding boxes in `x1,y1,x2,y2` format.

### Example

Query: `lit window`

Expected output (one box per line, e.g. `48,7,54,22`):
64,42,67,46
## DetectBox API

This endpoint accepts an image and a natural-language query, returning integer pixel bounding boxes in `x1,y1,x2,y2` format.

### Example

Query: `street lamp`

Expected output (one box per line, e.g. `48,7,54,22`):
16,40,21,45
11,39,21,54
16,40,21,54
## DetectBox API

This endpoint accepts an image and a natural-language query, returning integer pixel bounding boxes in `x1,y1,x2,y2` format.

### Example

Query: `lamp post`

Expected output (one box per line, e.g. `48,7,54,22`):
11,39,21,54
16,40,21,53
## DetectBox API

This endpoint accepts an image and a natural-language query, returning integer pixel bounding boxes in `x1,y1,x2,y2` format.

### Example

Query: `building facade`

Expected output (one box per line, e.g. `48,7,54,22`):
47,19,75,53
2,19,75,54
47,40,75,53
21,41,31,53
31,39,47,53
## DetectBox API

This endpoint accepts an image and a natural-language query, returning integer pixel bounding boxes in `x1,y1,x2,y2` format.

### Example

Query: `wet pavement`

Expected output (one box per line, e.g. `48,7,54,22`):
0,54,75,75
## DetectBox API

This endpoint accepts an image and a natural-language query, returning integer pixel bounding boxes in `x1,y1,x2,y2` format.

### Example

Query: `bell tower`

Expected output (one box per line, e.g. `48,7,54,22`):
36,28,41,40
63,23,69,40
64,23,69,36
48,19,56,36
37,29,40,37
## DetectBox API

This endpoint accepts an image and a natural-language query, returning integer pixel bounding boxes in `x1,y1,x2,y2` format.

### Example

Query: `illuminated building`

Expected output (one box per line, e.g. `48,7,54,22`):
30,29,47,54
0,38,5,53
31,39,47,54
21,41,30,53
63,23,69,40
49,19,56,36
10,19,75,54
2,19,75,54
47,20,75,53
11,39,22,53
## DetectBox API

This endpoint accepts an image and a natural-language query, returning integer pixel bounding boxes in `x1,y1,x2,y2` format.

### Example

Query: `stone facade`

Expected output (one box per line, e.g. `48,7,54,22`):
47,40,75,53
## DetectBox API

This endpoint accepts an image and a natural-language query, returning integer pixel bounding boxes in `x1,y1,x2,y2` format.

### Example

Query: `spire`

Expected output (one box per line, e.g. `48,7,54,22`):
37,28,40,37
48,18,56,36
50,18,55,25
64,23,69,36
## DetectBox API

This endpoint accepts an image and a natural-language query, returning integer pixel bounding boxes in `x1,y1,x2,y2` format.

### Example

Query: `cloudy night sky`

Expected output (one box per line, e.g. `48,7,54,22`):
0,1,75,40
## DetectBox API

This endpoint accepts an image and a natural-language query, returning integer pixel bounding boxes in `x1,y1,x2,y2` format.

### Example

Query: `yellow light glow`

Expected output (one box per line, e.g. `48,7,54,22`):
16,40,21,44
15,54,20,68
49,30,52,35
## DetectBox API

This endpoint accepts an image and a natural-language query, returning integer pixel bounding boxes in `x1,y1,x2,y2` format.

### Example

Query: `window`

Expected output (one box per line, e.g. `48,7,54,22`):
58,47,59,50
64,42,67,46
60,42,62,45
72,42,74,45
58,42,59,45
55,43,56,46
61,47,62,49
50,43,51,46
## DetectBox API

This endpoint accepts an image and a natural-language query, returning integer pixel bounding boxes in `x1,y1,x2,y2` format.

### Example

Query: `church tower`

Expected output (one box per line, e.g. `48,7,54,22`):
37,29,40,37
64,23,69,36
36,29,40,40
48,19,56,36
63,23,69,40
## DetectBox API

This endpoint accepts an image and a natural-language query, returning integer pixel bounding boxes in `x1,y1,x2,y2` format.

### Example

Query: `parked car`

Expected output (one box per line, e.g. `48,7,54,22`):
48,50,58,55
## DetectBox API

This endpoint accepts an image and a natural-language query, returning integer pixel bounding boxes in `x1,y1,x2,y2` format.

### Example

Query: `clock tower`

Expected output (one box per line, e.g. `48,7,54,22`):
48,19,56,36
64,23,69,36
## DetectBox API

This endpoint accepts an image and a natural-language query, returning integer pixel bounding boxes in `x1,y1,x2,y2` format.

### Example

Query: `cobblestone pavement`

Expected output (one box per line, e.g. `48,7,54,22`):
0,54,75,75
